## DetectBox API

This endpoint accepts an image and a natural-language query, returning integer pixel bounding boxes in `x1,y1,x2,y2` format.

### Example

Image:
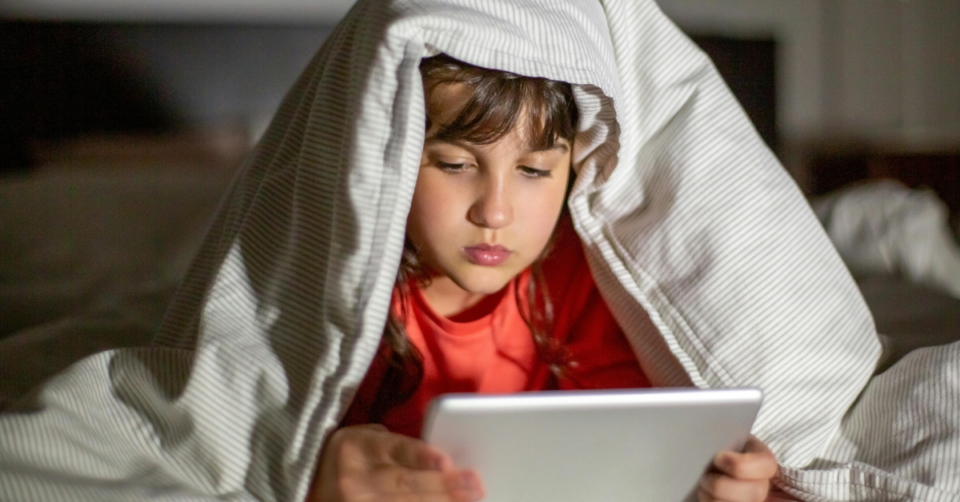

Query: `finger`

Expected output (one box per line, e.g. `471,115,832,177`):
370,468,483,500
713,436,778,481
699,472,770,502
360,423,390,433
696,486,730,502
386,435,452,471
697,485,712,502
380,491,479,502
338,426,441,471
742,435,774,456
370,467,455,494
449,470,484,501
340,468,480,501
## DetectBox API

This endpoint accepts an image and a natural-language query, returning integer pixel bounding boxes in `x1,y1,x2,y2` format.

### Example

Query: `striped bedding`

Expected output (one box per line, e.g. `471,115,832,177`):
1,0,957,500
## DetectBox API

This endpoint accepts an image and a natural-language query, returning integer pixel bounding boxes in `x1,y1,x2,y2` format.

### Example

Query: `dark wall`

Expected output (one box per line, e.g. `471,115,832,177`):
0,22,332,172
691,35,778,155
1,24,776,171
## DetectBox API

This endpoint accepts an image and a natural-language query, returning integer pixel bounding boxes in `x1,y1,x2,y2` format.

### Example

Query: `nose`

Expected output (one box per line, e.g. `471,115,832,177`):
468,174,513,229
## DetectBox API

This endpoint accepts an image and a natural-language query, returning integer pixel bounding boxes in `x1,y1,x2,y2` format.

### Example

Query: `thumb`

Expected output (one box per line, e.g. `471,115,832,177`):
714,435,778,481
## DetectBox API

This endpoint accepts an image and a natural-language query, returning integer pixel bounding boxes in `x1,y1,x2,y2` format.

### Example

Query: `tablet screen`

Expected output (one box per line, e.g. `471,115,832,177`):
422,388,762,502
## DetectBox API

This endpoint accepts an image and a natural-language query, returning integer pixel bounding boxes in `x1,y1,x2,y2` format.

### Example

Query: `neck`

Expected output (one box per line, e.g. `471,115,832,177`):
419,276,489,318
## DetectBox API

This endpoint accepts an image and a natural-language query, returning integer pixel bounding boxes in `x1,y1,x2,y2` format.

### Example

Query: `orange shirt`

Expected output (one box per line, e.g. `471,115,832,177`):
343,218,650,436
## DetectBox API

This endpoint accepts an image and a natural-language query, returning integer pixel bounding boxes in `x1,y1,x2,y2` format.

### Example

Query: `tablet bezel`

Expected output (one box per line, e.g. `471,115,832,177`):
422,388,763,502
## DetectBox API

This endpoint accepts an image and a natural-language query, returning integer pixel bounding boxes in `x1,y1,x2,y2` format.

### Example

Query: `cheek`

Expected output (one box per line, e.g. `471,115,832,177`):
407,173,464,247
516,178,568,251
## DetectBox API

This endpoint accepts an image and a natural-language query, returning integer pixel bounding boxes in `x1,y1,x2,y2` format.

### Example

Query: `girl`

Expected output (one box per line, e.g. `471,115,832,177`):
4,1,951,501
310,54,780,502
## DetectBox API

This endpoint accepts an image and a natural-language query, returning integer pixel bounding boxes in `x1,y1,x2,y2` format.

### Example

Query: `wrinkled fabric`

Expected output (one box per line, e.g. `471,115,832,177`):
814,180,960,299
1,1,956,501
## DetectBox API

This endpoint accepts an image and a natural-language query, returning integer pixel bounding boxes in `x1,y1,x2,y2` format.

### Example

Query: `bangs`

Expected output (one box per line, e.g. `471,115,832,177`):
420,54,578,150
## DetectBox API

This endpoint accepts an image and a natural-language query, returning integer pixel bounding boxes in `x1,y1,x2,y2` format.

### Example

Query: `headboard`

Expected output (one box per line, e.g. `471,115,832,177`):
808,147,960,213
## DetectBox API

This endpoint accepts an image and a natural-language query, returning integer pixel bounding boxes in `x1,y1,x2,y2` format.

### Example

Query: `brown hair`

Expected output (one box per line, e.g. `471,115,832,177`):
368,54,580,421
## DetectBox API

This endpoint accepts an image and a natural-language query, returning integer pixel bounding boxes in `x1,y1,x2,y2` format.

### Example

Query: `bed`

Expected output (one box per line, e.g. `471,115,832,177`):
806,146,960,370
0,133,241,405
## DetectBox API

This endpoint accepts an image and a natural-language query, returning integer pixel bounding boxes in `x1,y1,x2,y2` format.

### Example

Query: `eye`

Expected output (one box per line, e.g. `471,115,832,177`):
520,166,552,179
437,161,468,173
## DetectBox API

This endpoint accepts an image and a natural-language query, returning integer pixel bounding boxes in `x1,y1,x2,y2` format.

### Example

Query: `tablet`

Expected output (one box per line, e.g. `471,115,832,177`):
422,388,762,502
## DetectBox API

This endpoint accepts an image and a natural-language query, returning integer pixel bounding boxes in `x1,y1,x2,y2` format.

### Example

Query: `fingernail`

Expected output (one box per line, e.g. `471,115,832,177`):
718,453,735,471
425,448,448,471
459,472,477,491
467,485,484,501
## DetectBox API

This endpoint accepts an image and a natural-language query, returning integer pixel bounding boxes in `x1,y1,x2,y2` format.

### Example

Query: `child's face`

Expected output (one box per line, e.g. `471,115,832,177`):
407,82,572,297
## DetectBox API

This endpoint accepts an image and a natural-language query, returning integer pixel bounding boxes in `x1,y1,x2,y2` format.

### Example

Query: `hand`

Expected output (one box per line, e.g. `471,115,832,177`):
697,435,778,502
307,424,485,502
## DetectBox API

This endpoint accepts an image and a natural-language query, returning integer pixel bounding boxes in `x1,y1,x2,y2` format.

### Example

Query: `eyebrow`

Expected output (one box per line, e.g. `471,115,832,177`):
424,137,570,154
533,143,570,154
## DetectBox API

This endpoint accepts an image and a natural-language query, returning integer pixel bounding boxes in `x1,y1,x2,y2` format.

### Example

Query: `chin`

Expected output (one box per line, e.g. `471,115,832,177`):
453,270,515,295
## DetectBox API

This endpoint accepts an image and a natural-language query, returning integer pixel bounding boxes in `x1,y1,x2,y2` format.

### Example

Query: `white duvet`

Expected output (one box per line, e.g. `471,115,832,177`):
814,180,960,300
1,1,957,501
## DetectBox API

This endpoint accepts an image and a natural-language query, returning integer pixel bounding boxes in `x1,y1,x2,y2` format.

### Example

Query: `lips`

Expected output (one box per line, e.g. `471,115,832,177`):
463,243,512,266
